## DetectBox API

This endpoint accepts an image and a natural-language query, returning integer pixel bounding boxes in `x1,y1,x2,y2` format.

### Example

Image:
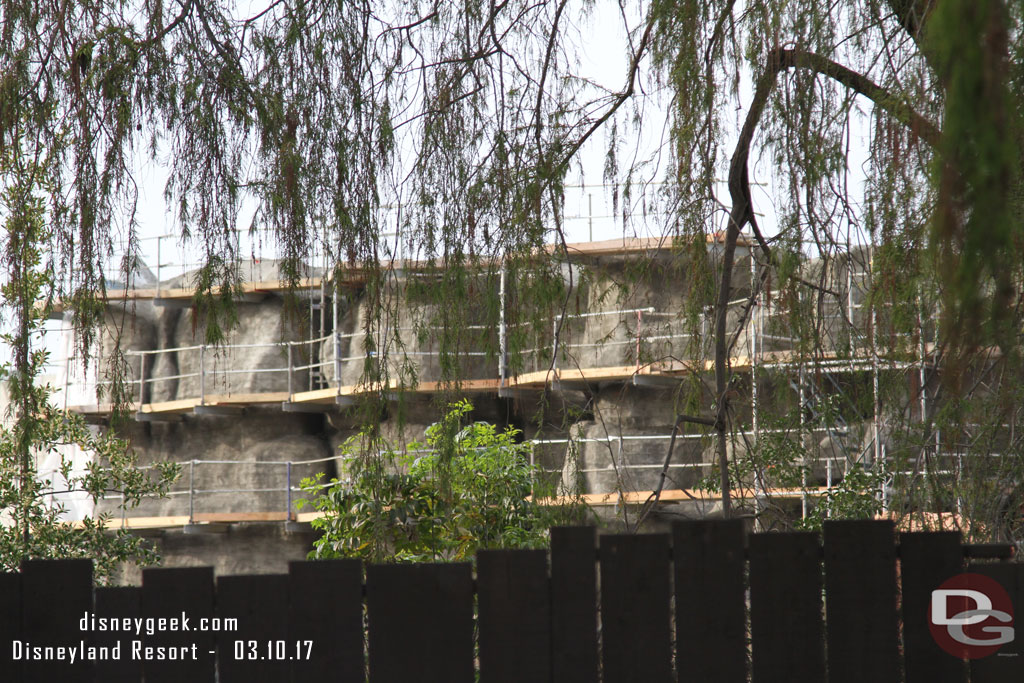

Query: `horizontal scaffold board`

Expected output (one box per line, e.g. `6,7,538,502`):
552,234,749,257
67,348,928,417
46,236,746,313
68,486,836,531
532,486,833,507
71,392,293,417
69,367,664,415
68,515,192,530
513,365,647,388
875,511,965,532
69,511,297,530
48,277,332,314
192,511,294,523
67,511,318,530
290,378,502,405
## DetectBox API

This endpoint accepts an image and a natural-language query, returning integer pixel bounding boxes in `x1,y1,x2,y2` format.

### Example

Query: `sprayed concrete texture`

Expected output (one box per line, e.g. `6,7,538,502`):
98,260,323,404
114,524,321,585
103,395,541,580
555,385,714,494
324,285,499,387
84,247,888,578
98,408,334,519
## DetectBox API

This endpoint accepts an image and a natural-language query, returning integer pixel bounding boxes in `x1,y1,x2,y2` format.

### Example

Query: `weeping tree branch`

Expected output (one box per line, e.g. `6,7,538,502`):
553,10,656,175
545,9,655,395
712,46,940,519
782,48,940,146
886,0,939,70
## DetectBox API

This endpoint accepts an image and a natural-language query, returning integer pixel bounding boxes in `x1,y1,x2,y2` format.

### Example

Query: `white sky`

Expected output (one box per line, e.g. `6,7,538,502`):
112,1,875,283
119,5,645,281
36,0,881,370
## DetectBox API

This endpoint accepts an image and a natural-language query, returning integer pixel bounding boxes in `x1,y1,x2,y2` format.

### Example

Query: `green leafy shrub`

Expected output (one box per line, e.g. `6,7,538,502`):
300,400,583,562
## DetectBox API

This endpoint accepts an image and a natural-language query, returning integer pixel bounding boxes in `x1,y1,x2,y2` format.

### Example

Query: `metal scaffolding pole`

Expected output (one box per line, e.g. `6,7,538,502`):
63,336,71,412
800,363,808,519
156,236,162,298
750,251,762,520
917,297,929,509
333,281,342,388
499,266,507,388
847,243,854,351
199,344,206,406
139,351,147,406
751,251,759,440
869,233,885,510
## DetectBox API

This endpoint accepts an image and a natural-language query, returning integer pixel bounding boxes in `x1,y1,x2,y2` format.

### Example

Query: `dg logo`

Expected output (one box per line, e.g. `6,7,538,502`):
929,573,1016,659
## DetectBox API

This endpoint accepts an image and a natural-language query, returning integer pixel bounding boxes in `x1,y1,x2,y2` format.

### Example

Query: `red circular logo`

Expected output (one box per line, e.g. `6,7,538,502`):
928,573,1015,659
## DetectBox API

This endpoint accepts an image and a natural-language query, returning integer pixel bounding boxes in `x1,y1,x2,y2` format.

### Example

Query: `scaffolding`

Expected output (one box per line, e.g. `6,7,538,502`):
43,233,964,529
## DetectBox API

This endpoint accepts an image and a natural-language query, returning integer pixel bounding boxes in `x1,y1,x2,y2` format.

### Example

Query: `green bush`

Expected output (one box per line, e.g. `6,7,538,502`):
300,400,583,562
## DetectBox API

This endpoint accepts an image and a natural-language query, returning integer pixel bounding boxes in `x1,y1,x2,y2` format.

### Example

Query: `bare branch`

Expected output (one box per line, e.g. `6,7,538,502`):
712,45,941,519
553,9,656,175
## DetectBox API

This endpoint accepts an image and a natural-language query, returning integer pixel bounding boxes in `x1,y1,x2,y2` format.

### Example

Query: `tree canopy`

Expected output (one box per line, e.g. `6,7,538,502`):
2,0,1022,525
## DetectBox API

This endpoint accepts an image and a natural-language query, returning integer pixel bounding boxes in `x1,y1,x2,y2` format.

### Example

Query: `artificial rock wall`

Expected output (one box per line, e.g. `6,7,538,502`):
89,244,884,578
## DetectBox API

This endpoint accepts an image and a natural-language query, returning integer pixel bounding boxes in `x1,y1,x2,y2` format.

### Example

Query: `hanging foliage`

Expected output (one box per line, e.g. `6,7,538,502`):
1,0,1022,533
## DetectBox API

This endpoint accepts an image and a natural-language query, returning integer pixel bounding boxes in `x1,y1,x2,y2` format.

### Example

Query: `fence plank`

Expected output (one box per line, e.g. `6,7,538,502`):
823,520,900,683
673,520,747,683
1,573,21,683
140,566,216,683
749,532,825,683
93,586,142,683
550,526,598,683
366,562,474,683
288,559,363,683
477,549,551,683
217,574,289,683
600,533,672,683
899,531,966,683
21,559,93,683
968,562,1024,682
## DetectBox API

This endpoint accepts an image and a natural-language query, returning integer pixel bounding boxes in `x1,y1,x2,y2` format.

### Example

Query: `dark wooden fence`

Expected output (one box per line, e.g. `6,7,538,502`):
2,520,1021,682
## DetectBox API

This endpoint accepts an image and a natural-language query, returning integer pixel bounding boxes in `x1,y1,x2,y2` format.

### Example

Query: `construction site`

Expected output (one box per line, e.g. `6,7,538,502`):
31,228,971,580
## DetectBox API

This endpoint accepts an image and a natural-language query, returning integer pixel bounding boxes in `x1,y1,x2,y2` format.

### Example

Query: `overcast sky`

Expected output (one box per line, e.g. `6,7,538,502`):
35,1,880,375
109,2,876,286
